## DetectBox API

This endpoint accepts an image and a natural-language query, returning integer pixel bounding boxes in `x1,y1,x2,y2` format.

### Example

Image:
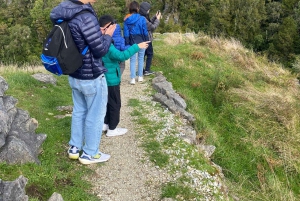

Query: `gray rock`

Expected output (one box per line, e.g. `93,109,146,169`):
9,109,38,136
197,144,216,158
32,73,57,85
153,93,195,122
152,74,191,123
0,110,10,148
0,77,47,164
0,175,28,201
56,105,73,112
0,136,40,164
3,95,18,112
48,192,64,201
0,76,9,96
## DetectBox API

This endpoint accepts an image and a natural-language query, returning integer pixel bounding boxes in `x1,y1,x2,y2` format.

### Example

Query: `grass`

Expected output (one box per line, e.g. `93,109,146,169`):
151,33,300,200
0,67,99,200
1,32,300,200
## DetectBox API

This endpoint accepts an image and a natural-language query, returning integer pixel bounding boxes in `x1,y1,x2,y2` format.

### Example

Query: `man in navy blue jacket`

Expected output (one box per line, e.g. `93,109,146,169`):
50,0,116,165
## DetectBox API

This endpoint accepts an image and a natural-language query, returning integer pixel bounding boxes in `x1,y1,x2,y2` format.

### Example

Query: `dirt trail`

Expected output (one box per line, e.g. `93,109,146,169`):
84,62,169,201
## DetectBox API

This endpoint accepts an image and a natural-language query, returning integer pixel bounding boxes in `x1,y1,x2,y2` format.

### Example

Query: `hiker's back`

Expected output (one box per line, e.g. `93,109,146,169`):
50,1,111,79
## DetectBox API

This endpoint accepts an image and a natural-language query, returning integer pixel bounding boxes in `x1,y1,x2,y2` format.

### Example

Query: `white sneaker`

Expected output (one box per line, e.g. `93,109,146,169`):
130,78,135,85
102,124,109,131
138,76,143,82
106,128,128,137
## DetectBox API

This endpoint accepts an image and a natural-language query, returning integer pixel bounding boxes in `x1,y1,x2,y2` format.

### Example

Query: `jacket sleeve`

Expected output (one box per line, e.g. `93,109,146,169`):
109,44,139,62
80,13,112,59
118,37,131,51
141,18,149,41
112,24,130,51
114,36,130,51
147,16,160,32
123,24,130,45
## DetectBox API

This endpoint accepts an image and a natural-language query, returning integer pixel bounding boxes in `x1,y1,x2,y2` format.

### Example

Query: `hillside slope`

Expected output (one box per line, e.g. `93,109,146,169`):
152,33,300,200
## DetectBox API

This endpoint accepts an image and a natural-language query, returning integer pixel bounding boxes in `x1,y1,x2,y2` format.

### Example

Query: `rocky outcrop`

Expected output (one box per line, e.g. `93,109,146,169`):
0,176,28,201
0,176,64,201
0,76,47,164
151,73,218,160
48,192,64,201
152,72,195,123
31,73,57,85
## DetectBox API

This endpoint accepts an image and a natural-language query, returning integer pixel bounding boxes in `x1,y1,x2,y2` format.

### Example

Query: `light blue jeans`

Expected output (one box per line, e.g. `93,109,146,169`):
68,75,107,156
130,48,146,78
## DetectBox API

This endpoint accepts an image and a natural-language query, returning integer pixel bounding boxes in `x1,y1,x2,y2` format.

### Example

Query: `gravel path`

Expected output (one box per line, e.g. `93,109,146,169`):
83,61,227,201
84,62,171,201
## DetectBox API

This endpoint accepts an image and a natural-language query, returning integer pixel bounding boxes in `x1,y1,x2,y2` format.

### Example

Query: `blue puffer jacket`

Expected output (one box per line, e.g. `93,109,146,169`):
50,1,112,80
112,24,130,51
124,13,149,45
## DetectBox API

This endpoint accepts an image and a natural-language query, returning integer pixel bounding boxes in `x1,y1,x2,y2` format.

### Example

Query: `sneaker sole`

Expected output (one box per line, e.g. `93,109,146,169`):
78,157,110,165
106,133,127,137
69,153,79,160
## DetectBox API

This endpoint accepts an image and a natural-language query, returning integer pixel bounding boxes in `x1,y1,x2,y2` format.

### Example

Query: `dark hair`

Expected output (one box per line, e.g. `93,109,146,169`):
98,15,116,27
129,1,139,14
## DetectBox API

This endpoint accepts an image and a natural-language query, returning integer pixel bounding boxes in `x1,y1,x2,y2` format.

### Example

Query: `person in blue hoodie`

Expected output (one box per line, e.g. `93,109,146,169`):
123,1,149,85
50,0,116,165
112,23,130,75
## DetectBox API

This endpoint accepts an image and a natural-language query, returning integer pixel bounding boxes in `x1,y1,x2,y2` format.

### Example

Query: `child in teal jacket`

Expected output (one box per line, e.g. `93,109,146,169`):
99,15,149,137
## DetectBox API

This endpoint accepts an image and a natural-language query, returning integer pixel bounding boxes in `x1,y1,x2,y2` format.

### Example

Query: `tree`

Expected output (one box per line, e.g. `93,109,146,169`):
30,0,55,43
273,17,298,66
229,0,266,48
3,24,32,64
208,0,232,36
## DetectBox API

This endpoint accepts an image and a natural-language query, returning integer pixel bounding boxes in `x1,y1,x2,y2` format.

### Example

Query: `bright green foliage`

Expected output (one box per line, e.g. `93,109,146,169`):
208,0,232,36
93,0,124,23
209,0,266,50
1,0,300,67
4,25,32,64
273,17,299,66
30,0,57,43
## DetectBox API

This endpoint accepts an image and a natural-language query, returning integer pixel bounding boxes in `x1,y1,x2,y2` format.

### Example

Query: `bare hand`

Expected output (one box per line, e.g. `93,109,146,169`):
103,24,116,36
138,41,150,49
156,12,162,20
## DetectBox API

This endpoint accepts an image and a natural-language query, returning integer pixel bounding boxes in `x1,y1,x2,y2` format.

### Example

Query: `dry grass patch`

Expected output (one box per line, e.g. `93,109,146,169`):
191,51,206,60
183,33,197,43
163,32,198,46
173,58,184,69
163,33,183,46
230,84,300,173
0,64,47,74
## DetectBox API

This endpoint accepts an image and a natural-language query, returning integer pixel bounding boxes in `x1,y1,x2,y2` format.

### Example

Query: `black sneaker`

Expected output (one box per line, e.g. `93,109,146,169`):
144,70,154,76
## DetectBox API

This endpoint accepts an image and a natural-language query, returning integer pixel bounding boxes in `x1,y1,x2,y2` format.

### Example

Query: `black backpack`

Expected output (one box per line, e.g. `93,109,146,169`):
41,11,90,76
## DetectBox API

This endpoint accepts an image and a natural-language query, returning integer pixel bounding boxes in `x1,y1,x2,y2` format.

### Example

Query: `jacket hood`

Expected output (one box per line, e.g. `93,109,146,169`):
124,13,141,26
139,2,151,16
50,1,95,23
